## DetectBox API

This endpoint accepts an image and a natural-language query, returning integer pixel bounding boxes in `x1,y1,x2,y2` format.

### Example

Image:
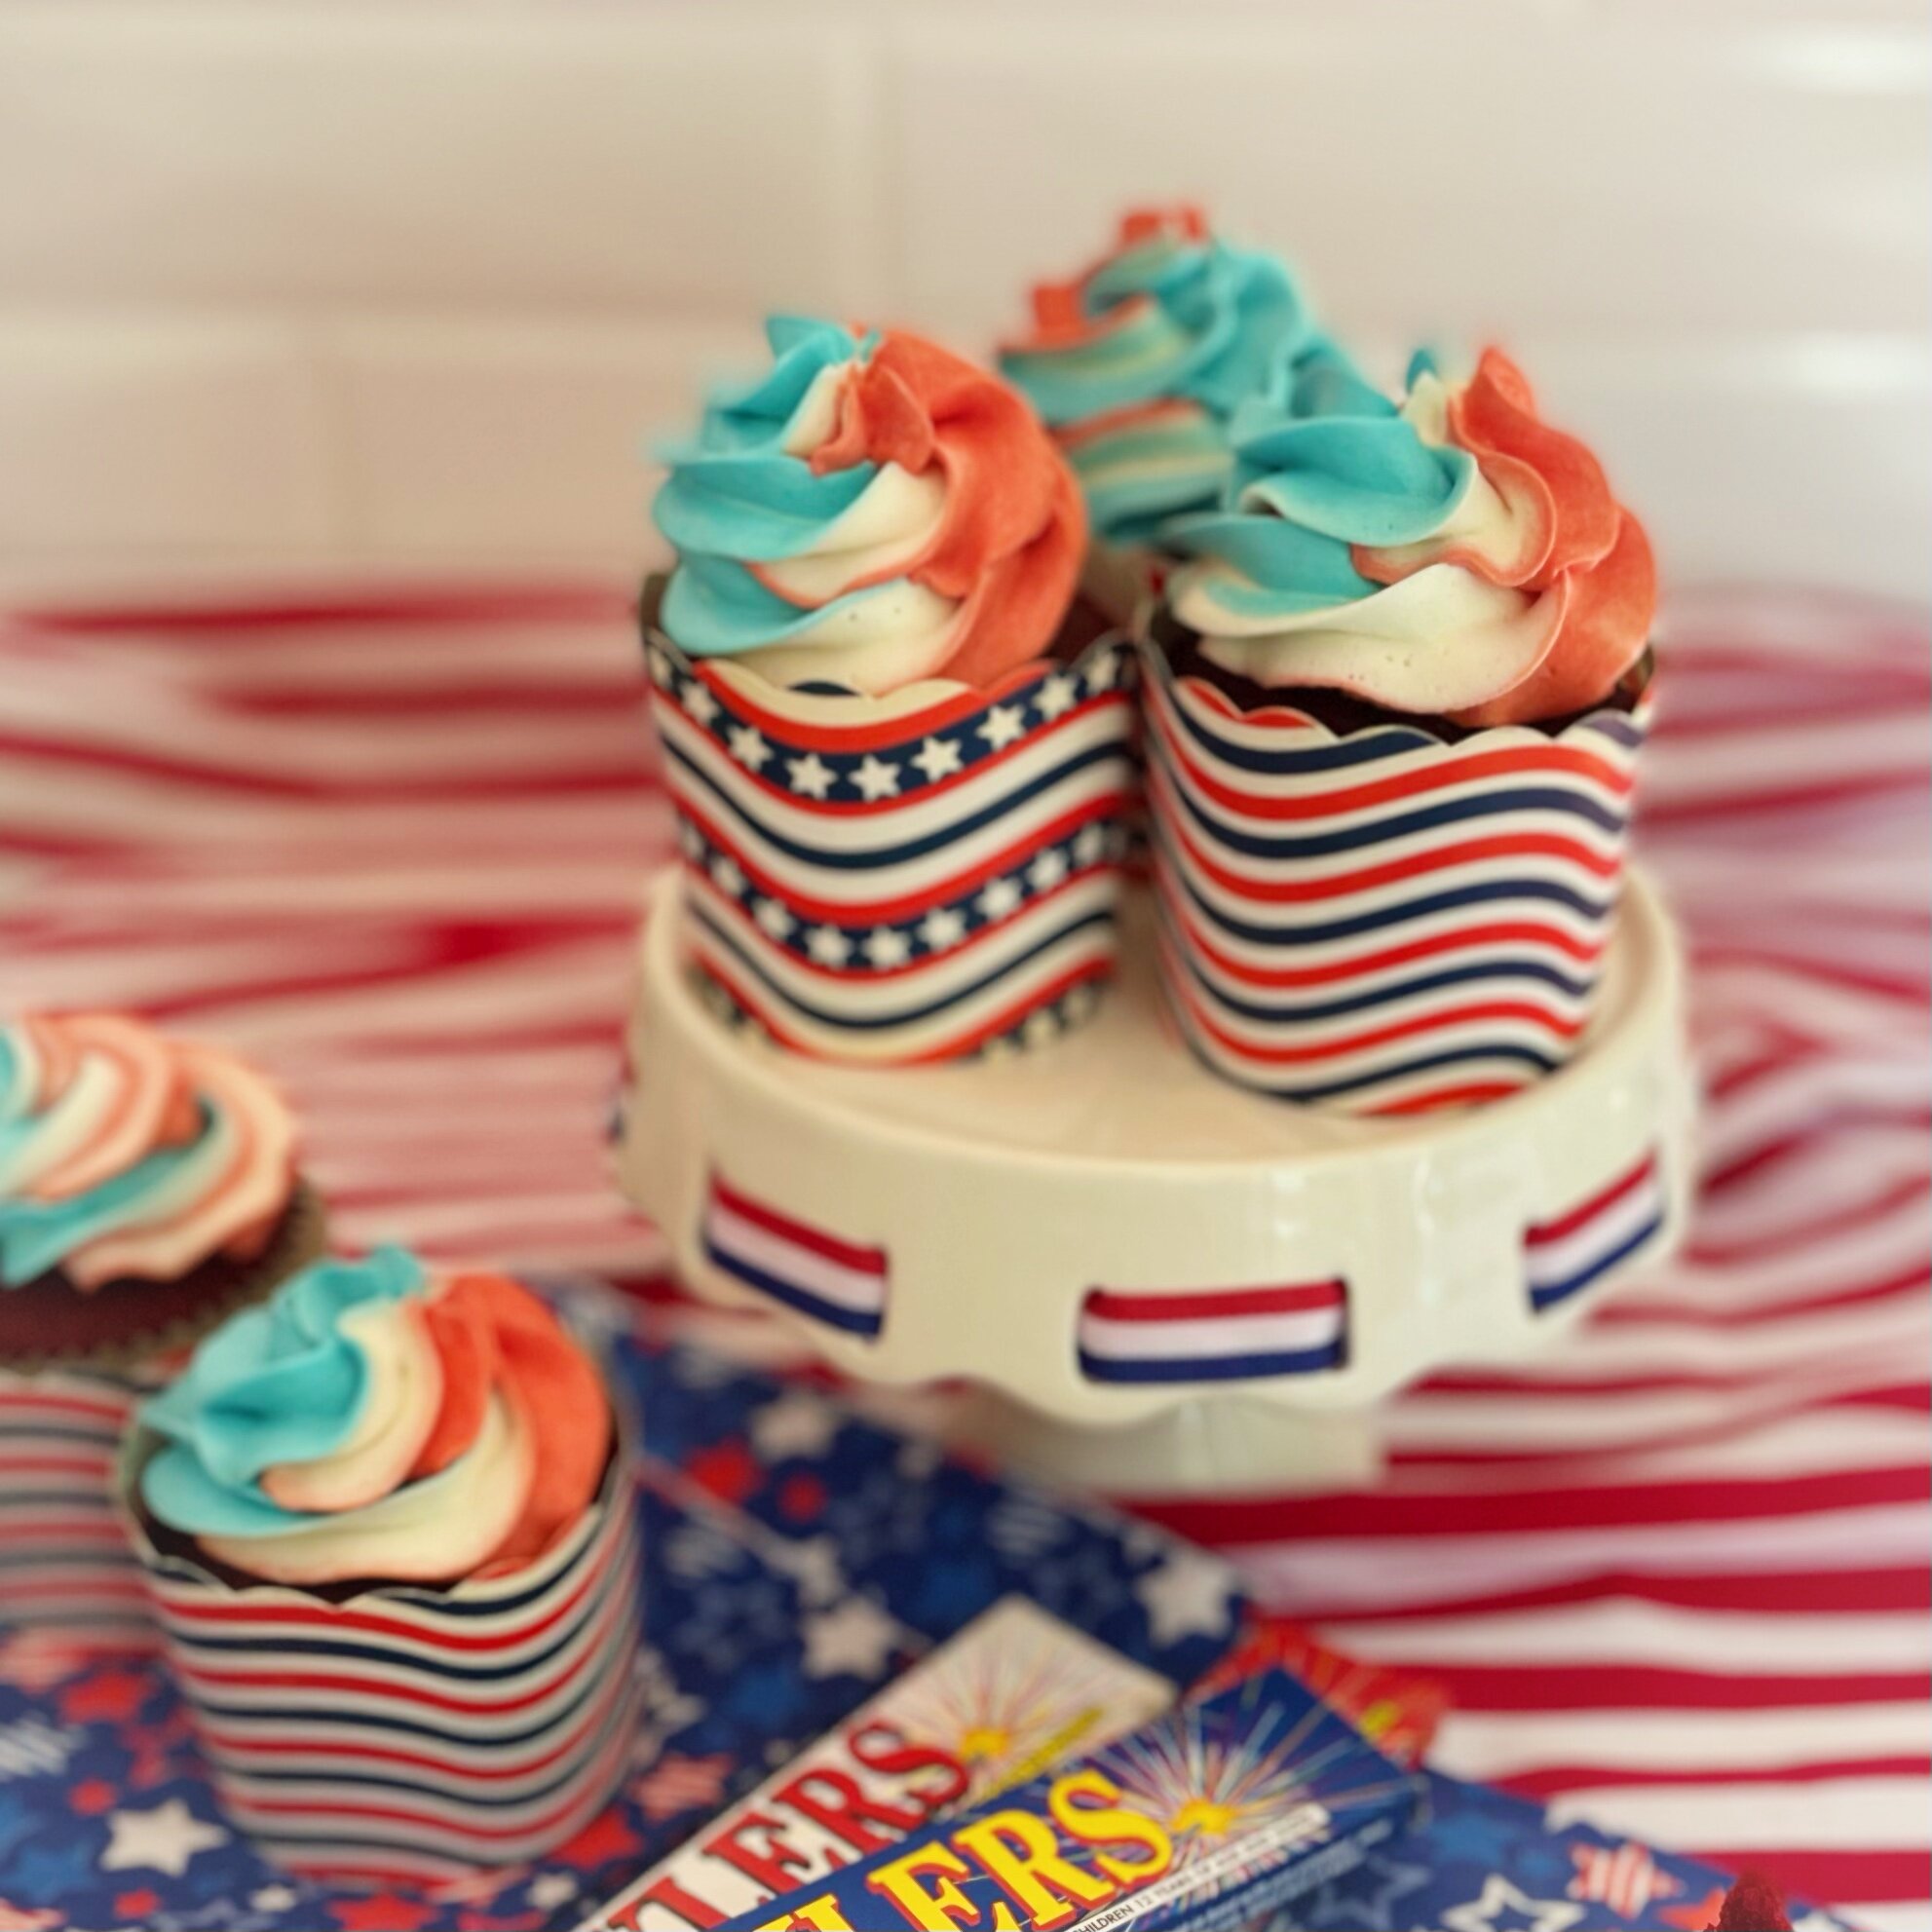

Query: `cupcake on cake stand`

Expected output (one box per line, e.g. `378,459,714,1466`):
615,307,1691,1494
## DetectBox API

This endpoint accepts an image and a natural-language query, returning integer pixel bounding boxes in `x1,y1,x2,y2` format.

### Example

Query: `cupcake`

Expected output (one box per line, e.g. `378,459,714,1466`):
122,1247,638,1881
1145,347,1656,1116
998,207,1340,624
0,1011,321,1643
646,316,1138,1064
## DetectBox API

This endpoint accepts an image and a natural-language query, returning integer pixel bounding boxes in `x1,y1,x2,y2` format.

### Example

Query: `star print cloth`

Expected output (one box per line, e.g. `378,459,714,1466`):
0,1327,1240,1931
1260,1774,1857,1932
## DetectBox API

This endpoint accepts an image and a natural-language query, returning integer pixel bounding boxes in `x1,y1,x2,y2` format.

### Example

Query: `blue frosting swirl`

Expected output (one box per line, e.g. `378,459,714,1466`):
653,318,914,663
1166,350,1479,619
0,1019,290,1290
139,1246,427,1538
999,229,1337,545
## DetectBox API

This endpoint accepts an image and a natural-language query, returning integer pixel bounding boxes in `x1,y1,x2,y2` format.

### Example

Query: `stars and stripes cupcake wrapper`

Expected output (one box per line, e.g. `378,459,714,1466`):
645,626,1139,1064
120,1436,642,1885
1142,646,1651,1117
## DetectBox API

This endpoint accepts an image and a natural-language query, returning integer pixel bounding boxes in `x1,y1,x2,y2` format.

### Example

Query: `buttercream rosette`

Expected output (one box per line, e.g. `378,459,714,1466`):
0,1011,321,1645
645,319,1138,1064
1162,346,1655,730
1144,350,1656,1117
121,1250,638,1877
998,206,1343,619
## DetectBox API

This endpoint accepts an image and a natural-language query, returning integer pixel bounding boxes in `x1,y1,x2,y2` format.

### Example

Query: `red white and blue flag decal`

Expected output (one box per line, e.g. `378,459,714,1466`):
701,1175,889,1341
1526,1150,1667,1313
1078,1280,1348,1384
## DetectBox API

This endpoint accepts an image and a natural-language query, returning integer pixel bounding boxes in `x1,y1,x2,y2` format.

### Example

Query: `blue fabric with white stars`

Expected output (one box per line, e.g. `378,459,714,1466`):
0,1323,1241,1931
0,1316,1853,1931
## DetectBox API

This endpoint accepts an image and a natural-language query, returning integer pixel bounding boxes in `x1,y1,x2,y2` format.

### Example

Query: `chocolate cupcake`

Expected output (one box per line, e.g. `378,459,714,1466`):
1145,348,1657,1116
998,207,1343,625
646,317,1138,1064
0,1011,322,1643
122,1247,639,1881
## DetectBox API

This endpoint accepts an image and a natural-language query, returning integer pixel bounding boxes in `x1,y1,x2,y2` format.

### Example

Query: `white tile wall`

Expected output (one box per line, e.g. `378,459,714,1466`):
0,0,1925,598
324,314,764,559
0,310,331,554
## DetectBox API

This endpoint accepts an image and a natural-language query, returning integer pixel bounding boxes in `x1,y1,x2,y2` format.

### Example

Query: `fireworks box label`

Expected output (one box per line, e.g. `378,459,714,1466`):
715,1666,1421,1931
581,1598,1175,1932
1193,1619,1447,1768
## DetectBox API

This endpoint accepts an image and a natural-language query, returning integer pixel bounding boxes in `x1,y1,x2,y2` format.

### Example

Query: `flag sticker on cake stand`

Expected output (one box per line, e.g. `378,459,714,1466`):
1526,1151,1666,1314
701,1174,889,1341
1077,1282,1348,1385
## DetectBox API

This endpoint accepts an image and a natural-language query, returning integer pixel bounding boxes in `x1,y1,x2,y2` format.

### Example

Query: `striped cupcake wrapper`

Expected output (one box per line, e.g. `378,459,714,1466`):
1,1367,159,1649
123,1438,642,1884
644,626,1139,1065
1143,645,1650,1117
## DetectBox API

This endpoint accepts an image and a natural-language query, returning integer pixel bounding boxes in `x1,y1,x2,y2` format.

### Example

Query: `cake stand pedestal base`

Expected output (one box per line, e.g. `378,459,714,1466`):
949,1387,1384,1497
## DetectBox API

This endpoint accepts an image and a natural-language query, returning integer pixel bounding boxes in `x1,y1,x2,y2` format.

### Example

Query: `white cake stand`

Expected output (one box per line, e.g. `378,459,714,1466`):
614,871,1692,1494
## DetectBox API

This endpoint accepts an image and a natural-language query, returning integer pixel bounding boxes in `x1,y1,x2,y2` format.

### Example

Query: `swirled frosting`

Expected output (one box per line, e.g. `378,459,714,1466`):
0,1013,296,1291
1164,347,1656,726
653,317,1084,696
998,207,1335,547
139,1248,614,1587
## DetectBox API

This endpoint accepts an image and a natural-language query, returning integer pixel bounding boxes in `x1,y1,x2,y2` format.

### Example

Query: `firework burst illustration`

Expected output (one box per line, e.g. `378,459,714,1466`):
1098,1675,1421,1896
883,1601,1171,1804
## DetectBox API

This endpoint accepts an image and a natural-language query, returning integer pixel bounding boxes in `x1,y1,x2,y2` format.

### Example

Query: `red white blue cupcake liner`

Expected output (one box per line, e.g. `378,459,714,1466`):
1143,645,1651,1117
121,1439,641,1884
0,1366,161,1649
644,625,1139,1064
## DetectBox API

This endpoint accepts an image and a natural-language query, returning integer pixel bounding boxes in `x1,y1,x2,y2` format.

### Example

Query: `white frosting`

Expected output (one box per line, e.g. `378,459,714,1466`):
780,361,851,456
65,1044,295,1288
739,580,964,696
260,1300,443,1515
1176,561,1561,716
204,1389,534,1587
0,1016,173,1201
756,465,950,607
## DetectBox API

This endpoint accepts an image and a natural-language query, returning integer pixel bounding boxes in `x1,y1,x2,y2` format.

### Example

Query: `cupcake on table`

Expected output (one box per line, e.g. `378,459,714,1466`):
1144,347,1657,1117
646,317,1138,1065
998,206,1341,624
122,1247,638,1882
0,1011,321,1645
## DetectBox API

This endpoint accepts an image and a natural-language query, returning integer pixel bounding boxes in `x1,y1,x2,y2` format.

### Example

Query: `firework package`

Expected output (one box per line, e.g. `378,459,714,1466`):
580,1599,1176,1932
710,1667,1421,1931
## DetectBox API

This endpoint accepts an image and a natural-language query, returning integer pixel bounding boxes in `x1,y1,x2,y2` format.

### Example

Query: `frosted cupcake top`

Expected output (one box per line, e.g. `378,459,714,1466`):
0,1013,296,1290
998,207,1334,548
653,318,1084,697
1164,348,1656,727
139,1248,613,1587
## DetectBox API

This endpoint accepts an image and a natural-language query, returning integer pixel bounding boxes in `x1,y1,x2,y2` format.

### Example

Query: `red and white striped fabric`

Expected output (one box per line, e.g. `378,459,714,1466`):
0,581,1925,1927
